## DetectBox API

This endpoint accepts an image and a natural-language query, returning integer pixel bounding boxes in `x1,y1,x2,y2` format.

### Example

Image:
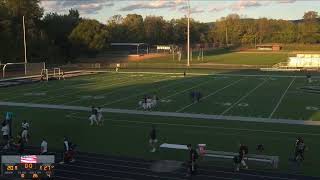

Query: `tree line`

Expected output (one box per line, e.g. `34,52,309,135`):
0,0,319,64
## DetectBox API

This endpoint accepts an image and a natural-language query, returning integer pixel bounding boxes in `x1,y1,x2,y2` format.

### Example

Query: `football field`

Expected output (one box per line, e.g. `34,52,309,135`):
1,71,319,120
1,71,320,176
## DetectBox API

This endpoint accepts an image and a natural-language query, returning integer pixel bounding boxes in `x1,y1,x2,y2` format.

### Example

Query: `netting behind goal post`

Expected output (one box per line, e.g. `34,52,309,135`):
2,62,45,78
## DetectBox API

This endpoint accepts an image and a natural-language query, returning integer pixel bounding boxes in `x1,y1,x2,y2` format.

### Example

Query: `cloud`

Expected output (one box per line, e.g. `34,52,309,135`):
230,0,263,11
179,6,205,14
209,5,229,12
208,0,278,13
277,0,297,3
40,0,114,14
119,0,185,11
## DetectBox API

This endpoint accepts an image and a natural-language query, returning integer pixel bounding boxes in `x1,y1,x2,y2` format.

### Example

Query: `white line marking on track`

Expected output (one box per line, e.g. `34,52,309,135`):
269,77,296,118
221,79,268,115
54,176,83,180
59,164,188,180
60,153,291,180
55,169,135,180
176,78,243,112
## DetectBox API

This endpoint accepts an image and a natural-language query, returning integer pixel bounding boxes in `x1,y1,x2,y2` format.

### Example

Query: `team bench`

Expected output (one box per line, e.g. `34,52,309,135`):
160,143,279,169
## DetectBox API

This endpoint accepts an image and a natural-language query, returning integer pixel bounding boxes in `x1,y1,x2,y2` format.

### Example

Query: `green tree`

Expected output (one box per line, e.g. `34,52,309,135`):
144,16,167,44
0,0,44,61
106,15,126,43
42,9,81,61
122,14,144,42
69,19,108,56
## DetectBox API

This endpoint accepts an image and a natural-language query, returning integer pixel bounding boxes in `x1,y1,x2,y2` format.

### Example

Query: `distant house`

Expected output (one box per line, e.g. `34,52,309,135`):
256,44,282,51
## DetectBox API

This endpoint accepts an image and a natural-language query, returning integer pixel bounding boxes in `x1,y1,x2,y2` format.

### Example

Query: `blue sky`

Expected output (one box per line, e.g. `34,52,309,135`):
39,0,319,23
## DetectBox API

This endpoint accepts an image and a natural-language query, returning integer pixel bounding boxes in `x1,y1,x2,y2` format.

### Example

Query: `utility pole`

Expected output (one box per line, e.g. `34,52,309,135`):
254,35,257,49
187,0,190,67
23,16,27,76
225,26,228,47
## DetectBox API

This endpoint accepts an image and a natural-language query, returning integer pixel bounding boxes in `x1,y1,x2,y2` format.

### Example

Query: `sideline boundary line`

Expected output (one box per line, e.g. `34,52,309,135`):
1,101,320,126
66,115,320,136
91,70,320,78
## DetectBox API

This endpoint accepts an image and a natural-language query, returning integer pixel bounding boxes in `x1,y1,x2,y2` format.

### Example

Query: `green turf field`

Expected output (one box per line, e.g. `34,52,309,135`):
1,71,320,176
134,49,288,65
0,72,319,120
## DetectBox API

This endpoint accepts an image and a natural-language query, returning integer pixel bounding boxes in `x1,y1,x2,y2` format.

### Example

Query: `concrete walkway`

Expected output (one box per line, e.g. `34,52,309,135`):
0,101,320,126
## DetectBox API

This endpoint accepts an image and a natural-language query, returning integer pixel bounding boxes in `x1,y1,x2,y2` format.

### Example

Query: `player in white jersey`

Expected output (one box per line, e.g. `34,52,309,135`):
21,120,29,143
89,106,98,126
40,138,48,155
97,107,104,126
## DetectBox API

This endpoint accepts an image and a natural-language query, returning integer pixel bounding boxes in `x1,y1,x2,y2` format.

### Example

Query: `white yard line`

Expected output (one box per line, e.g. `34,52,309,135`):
100,76,188,107
2,73,121,102
162,77,216,100
35,74,163,104
221,79,269,115
1,101,320,126
176,78,243,112
64,74,170,106
269,77,296,118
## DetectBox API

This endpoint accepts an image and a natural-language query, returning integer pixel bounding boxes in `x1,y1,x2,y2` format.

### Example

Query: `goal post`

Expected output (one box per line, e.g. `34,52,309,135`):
53,68,61,80
41,68,48,81
2,62,45,78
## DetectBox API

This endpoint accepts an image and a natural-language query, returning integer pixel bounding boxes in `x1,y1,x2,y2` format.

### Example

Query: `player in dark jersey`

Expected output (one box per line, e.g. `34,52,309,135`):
149,125,157,152
234,143,248,171
306,74,312,83
186,144,198,176
294,137,307,161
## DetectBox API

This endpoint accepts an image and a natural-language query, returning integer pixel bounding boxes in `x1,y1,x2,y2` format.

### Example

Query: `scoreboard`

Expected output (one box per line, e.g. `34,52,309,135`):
1,155,55,179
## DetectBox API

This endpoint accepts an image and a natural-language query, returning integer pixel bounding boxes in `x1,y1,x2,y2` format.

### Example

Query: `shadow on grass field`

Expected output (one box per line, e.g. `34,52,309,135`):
0,106,320,177
0,70,320,176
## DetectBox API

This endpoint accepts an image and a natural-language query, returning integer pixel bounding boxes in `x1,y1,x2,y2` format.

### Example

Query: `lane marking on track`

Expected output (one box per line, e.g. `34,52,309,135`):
269,77,296,118
58,164,189,180
55,169,135,180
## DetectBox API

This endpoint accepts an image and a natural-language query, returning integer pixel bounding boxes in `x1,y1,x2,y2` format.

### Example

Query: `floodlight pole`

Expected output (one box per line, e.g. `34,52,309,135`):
23,16,27,76
187,0,190,67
